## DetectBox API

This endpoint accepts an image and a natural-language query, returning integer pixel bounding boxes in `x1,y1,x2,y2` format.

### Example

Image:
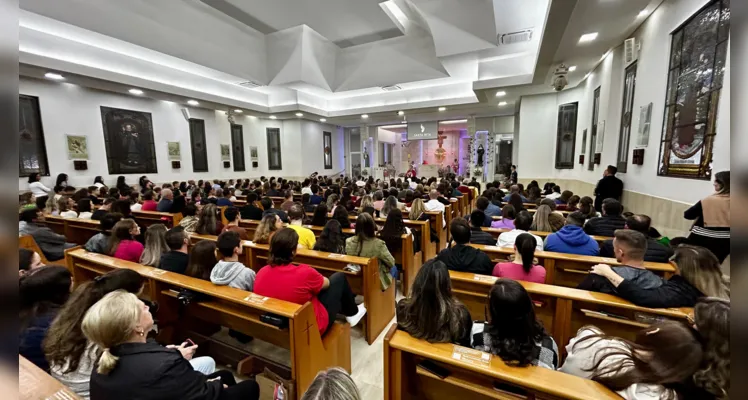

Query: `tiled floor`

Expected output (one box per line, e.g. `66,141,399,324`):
220,292,404,400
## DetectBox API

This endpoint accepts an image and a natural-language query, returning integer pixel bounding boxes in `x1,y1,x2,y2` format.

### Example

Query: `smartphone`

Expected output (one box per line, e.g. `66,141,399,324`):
185,338,196,347
418,360,450,379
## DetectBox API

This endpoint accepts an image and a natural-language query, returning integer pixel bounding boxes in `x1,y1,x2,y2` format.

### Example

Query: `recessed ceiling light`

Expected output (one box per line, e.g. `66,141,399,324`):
233,109,243,113
495,91,506,97
637,9,649,18
44,72,65,80
295,112,303,117
187,100,199,106
361,114,369,119
439,119,467,125
320,118,327,122
568,65,577,72
498,101,507,106
398,111,405,116
249,115,257,120
128,89,144,95
269,115,277,119
579,32,598,43
438,107,446,112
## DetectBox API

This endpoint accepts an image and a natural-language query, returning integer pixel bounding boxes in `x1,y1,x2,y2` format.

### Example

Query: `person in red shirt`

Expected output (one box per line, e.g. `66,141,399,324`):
140,190,158,212
253,228,366,335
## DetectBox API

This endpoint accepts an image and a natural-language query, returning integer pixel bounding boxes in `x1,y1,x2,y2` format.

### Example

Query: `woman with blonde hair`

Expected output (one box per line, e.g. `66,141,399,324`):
408,198,425,221
139,224,169,267
59,196,78,218
359,195,374,210
301,367,361,400
253,214,283,244
590,244,729,308
529,205,554,232
195,203,223,235
82,291,259,400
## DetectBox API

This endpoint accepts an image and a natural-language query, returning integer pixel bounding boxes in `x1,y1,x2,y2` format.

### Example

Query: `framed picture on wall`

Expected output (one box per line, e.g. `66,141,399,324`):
250,146,258,161
19,95,50,177
66,135,88,160
220,144,230,161
636,102,653,148
595,120,605,153
323,131,332,169
167,141,181,161
100,106,157,174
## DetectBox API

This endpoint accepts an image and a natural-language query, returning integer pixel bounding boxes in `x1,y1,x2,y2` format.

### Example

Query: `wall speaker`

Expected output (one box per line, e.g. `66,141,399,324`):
632,149,645,165
593,153,601,165
578,155,584,165
252,161,258,168
171,161,181,169
223,161,230,168
181,108,191,121
73,160,88,170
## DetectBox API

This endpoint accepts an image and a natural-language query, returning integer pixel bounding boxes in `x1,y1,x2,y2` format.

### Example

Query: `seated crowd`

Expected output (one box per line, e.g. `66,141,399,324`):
19,171,730,400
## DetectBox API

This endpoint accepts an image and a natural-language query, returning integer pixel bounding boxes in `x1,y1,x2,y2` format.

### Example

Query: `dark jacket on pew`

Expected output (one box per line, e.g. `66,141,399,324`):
599,238,674,263
436,244,493,275
90,341,223,400
616,275,704,308
583,215,626,237
577,265,663,295
240,204,264,221
469,227,496,246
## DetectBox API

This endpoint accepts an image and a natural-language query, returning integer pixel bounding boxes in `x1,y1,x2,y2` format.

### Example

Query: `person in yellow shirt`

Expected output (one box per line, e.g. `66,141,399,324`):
286,205,316,249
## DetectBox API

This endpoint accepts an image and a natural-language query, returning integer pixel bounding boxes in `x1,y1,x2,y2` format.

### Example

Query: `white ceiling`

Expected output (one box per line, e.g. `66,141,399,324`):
17,0,663,126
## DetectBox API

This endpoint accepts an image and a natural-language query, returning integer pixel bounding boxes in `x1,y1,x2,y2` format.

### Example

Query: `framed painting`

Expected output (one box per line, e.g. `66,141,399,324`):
167,141,181,161
323,131,332,169
220,144,230,161
100,106,157,174
66,135,88,160
19,95,49,177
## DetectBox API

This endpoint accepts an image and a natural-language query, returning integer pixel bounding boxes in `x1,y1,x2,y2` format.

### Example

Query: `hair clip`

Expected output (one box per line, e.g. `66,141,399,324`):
94,275,104,282
645,327,660,335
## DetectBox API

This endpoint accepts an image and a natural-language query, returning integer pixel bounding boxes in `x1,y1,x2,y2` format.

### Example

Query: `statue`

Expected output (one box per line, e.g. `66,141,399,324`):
452,158,459,175
363,146,370,168
476,144,485,166
434,133,447,164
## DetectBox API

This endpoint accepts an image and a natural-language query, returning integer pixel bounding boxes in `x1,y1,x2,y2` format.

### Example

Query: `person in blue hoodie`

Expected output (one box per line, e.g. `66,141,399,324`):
544,212,599,256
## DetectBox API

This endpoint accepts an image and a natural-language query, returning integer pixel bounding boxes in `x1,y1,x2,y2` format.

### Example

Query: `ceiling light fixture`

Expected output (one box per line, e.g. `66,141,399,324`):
380,124,407,129
439,119,468,125
44,72,65,80
579,32,598,43
495,91,506,97
320,118,327,122
269,115,277,119
398,111,405,116
498,101,508,106
438,107,446,112
637,9,649,18
568,65,577,72
128,89,144,95
295,112,303,117
233,109,243,113
249,115,257,120
187,100,199,106
361,114,369,119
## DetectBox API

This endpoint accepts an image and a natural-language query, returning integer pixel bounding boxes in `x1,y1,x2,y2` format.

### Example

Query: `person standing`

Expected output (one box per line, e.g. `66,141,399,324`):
593,165,623,212
28,173,51,209
684,171,730,263
510,165,518,185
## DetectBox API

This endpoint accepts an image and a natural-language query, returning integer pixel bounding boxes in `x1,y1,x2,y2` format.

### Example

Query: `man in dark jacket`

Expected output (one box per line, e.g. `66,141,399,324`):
577,229,663,295
599,214,674,263
239,193,263,220
260,197,288,223
18,208,75,261
544,212,599,256
436,219,493,275
584,198,626,237
469,210,496,245
593,165,624,212
159,227,190,274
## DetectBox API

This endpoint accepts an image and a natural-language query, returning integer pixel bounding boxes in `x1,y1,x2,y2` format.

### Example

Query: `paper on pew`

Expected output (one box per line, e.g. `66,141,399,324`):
452,346,491,366
148,269,167,276
244,293,269,304
327,253,346,258
473,275,497,283
242,240,254,246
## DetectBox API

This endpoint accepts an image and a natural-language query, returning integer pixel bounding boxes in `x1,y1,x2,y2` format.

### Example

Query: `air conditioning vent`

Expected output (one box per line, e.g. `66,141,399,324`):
499,29,533,45
381,85,402,92
624,38,638,65
237,81,263,88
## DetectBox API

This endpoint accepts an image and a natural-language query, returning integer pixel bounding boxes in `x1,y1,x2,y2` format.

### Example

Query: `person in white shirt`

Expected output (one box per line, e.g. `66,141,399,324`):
546,185,562,200
28,173,51,200
301,178,313,196
424,189,446,228
559,322,702,400
129,192,143,211
93,176,107,189
58,197,78,219
497,211,543,251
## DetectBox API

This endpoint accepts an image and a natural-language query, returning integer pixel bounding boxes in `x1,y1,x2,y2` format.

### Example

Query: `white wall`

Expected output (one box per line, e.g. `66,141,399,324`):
516,0,730,205
19,77,343,190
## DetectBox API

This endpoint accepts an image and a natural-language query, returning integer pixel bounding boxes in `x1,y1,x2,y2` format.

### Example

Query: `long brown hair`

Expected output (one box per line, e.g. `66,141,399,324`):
672,245,729,299
107,219,138,255
353,213,377,256
692,297,730,399
254,214,280,244
139,224,168,267
575,321,702,394
44,270,144,374
185,240,217,281
397,259,469,343
196,203,219,235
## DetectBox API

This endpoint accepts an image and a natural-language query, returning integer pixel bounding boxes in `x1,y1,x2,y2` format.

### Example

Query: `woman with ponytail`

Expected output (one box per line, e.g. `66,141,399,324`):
492,233,546,283
82,291,259,400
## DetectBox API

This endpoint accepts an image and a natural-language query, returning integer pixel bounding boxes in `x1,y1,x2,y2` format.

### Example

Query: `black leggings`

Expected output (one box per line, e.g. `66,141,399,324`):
317,272,358,332
208,370,260,400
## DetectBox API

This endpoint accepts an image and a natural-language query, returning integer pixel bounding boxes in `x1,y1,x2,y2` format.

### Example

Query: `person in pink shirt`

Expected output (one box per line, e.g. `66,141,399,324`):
491,205,516,230
109,218,144,263
492,233,546,283
140,190,158,212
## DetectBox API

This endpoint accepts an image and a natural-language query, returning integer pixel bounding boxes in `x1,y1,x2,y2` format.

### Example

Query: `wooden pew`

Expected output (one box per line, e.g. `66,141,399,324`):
492,209,570,218
424,211,446,251
449,271,691,358
468,243,676,288
20,355,82,400
480,227,611,246
131,210,182,228
189,235,395,344
65,248,350,399
384,325,621,400
43,216,101,245
18,235,50,264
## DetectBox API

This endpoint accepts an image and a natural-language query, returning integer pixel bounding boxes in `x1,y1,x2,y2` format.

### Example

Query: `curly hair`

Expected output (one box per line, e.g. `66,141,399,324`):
692,297,730,399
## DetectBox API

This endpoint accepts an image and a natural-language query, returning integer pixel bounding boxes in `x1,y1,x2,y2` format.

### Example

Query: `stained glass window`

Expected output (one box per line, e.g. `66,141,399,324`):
658,0,729,179
189,119,208,172
555,102,577,169
616,62,637,173
19,95,50,177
